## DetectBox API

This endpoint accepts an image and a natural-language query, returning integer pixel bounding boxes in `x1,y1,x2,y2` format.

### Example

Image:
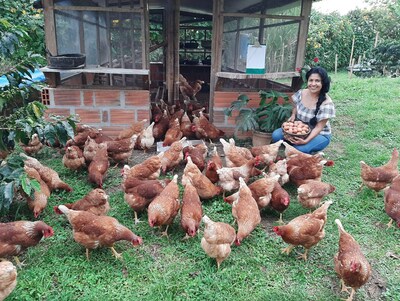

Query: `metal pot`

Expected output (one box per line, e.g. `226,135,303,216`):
48,53,86,69
202,55,212,65
184,40,199,49
201,40,212,49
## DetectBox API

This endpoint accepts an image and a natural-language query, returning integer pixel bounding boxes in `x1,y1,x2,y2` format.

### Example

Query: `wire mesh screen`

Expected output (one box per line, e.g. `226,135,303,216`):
54,2,143,69
222,16,299,73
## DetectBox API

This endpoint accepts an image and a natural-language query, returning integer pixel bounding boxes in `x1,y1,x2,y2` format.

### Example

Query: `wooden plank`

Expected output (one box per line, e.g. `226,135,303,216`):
142,0,150,69
209,0,224,122
295,0,312,69
54,6,142,13
43,0,57,55
173,0,180,103
165,0,179,104
79,11,85,54
40,67,149,75
216,71,299,80
43,72,61,88
223,12,303,21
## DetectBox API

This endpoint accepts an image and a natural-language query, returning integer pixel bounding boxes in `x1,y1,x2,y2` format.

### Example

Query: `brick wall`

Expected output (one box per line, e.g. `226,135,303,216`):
213,91,293,137
43,88,150,137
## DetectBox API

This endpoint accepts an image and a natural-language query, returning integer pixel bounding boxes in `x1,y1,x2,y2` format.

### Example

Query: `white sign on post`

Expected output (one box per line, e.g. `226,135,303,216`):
246,45,266,74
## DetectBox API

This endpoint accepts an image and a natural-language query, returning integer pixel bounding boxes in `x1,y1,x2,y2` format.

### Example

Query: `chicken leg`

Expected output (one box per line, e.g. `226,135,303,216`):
281,244,295,255
86,248,90,261
386,219,393,228
134,211,140,225
161,225,170,238
277,213,285,225
340,279,350,293
296,248,309,261
216,258,223,270
13,256,24,268
346,288,356,301
110,246,122,259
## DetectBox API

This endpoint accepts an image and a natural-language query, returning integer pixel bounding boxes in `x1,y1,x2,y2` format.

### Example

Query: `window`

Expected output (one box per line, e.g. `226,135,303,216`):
54,0,144,69
221,0,301,74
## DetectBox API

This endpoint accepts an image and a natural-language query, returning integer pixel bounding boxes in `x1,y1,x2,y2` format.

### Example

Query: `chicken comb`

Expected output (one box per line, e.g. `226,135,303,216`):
324,160,334,167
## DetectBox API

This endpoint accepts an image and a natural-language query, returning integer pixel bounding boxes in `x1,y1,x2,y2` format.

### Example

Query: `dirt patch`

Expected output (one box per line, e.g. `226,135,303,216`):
365,268,387,300
260,214,279,235
146,243,162,260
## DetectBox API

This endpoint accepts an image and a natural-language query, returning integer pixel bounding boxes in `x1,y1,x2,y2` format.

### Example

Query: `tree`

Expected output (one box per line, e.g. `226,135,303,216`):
306,11,353,70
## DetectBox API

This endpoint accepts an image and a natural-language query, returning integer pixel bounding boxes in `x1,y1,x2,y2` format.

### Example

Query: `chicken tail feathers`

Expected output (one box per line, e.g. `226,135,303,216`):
335,219,346,234
57,205,70,215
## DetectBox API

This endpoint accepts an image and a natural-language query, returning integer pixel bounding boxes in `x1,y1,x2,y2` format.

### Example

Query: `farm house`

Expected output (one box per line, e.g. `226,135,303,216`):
39,0,316,137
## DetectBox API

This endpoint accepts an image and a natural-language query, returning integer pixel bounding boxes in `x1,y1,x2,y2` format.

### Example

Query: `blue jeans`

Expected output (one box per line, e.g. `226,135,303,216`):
272,128,331,154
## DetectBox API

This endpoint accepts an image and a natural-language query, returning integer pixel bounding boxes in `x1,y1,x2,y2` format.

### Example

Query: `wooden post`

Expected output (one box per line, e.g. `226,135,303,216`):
357,55,361,65
349,35,355,67
335,54,338,74
280,43,285,72
374,32,379,48
349,58,355,78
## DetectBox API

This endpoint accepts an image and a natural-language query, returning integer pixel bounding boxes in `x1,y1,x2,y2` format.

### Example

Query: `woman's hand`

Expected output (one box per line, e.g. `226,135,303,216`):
288,115,296,122
286,136,307,145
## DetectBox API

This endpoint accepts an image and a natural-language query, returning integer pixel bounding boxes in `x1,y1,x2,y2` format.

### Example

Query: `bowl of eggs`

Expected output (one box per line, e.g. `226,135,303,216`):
281,120,311,140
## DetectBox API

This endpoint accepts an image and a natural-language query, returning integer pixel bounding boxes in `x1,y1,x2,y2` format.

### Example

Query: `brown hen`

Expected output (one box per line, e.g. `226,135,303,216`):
20,133,43,155
201,215,236,269
273,200,333,260
360,148,399,196
54,188,110,216
88,143,109,188
181,182,203,239
21,153,72,192
124,179,170,224
23,166,51,218
205,146,223,184
0,260,17,301
160,137,186,173
0,221,54,266
383,174,400,228
122,153,162,182
57,205,142,260
334,219,371,301
182,156,222,200
297,180,336,210
163,118,183,147
231,177,261,246
63,145,85,170
147,175,180,237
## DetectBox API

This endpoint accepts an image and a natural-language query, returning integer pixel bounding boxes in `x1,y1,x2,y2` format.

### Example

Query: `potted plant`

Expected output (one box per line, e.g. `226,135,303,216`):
224,90,292,146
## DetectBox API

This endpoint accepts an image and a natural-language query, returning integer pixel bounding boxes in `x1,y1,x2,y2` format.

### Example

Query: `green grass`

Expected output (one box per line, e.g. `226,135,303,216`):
4,72,400,300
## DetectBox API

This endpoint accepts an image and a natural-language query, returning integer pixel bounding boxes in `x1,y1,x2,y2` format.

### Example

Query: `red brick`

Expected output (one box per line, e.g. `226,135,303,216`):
99,126,126,138
110,109,135,124
213,91,293,109
102,111,109,123
95,90,120,106
137,110,150,121
75,109,101,123
45,108,72,118
125,90,150,106
214,92,260,108
53,89,81,106
227,115,238,125
212,110,226,124
83,91,94,106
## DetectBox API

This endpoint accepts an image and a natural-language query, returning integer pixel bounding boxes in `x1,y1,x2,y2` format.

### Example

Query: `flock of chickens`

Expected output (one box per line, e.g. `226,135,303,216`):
0,107,399,300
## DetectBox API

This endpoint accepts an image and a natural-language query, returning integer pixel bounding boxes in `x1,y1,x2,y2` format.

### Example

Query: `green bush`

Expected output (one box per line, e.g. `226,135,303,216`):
371,41,400,76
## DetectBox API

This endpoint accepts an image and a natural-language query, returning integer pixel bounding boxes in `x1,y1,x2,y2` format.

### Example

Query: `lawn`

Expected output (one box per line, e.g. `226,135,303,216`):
3,72,400,301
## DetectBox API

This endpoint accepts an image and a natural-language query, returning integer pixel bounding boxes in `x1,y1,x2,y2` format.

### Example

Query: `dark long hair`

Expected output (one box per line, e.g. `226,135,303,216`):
306,67,330,126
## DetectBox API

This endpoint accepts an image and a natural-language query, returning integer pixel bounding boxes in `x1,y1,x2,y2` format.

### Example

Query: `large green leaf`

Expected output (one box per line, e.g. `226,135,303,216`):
3,182,14,210
43,124,57,146
61,120,75,139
